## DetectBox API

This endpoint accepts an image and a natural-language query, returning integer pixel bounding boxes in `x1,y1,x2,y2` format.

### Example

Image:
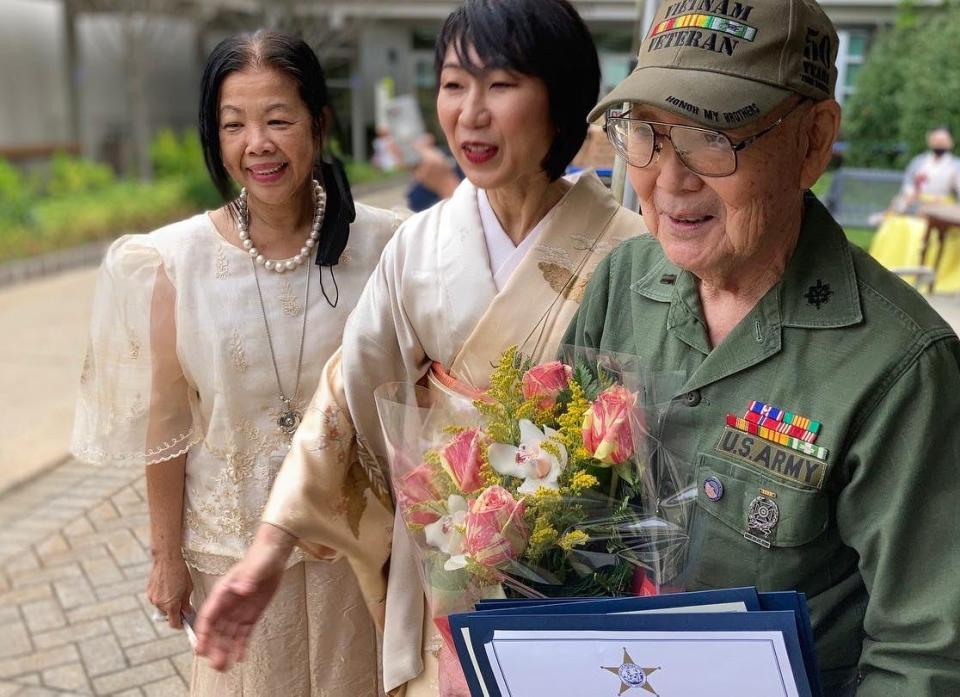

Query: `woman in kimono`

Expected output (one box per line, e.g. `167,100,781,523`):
196,1,645,694
70,32,400,695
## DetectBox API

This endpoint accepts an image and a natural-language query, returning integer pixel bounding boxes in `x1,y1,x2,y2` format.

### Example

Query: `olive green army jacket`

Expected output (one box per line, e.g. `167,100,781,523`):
564,195,960,696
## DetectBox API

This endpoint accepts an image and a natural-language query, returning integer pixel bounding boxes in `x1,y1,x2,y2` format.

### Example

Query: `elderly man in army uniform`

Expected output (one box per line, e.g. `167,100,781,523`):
566,0,960,695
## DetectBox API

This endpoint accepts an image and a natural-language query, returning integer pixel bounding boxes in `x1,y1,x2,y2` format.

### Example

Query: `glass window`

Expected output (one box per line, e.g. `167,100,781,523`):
836,29,871,103
844,63,862,90
847,33,868,59
599,54,632,96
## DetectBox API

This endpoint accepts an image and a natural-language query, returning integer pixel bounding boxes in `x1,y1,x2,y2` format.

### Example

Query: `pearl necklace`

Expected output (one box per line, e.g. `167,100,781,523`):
237,179,326,273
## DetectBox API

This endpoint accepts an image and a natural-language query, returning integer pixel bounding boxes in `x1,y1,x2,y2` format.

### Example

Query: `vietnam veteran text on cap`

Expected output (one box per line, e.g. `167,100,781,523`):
589,0,839,128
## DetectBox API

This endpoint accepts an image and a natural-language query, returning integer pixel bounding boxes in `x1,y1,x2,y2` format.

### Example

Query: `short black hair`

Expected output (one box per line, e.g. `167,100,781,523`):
198,31,330,202
435,0,600,181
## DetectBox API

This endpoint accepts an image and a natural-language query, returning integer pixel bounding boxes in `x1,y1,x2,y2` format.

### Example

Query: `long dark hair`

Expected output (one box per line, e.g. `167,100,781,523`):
435,0,601,180
197,31,354,275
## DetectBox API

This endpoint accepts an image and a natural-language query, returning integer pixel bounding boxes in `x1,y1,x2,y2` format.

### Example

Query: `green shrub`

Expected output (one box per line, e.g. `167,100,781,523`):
33,179,191,242
46,153,115,197
151,128,203,178
845,2,960,168
151,128,221,209
0,179,198,261
0,158,32,227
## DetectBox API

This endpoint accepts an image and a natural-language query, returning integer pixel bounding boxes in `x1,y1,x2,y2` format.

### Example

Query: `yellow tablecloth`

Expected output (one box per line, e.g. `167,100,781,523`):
868,214,960,293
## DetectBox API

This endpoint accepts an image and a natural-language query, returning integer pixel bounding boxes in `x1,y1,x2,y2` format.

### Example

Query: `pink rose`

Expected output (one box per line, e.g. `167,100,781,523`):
582,385,636,465
440,429,486,493
397,463,443,525
521,361,573,410
464,486,528,568
632,568,658,597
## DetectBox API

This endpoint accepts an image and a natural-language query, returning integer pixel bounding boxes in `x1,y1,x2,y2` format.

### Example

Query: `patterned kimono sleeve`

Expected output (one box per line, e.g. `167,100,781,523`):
71,235,202,467
262,346,396,626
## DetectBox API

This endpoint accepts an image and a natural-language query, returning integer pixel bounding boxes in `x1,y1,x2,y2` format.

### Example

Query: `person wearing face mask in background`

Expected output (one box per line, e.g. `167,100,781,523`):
894,127,960,211
869,127,960,292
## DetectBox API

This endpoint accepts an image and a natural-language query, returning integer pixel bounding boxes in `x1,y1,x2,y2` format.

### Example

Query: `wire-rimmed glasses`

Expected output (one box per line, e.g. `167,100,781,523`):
603,99,809,177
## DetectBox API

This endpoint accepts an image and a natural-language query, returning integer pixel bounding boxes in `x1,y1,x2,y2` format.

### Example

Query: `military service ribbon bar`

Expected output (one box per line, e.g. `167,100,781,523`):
744,411,818,442
726,414,829,460
648,13,758,41
747,401,820,439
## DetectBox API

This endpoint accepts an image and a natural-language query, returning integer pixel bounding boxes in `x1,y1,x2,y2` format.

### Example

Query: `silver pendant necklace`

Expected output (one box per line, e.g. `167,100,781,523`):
253,261,311,438
240,181,324,438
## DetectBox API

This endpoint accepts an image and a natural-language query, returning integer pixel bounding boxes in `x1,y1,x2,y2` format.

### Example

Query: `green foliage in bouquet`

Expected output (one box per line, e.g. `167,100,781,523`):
475,346,540,445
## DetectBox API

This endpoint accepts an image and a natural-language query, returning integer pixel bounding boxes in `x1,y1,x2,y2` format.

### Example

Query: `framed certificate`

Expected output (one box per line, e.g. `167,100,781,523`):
451,610,814,697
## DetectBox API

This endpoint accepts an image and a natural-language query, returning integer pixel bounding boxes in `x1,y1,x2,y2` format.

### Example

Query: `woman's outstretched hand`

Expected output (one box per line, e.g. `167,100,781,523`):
194,523,295,670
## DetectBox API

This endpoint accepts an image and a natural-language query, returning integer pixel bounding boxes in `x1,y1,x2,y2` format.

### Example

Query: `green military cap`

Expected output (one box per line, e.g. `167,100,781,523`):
588,0,839,128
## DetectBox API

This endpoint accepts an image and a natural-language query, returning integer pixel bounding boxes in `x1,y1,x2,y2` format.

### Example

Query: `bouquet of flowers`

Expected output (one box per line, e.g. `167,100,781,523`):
374,347,697,646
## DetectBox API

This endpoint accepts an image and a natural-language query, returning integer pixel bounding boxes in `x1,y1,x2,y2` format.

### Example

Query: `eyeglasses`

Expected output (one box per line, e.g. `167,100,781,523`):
603,99,809,177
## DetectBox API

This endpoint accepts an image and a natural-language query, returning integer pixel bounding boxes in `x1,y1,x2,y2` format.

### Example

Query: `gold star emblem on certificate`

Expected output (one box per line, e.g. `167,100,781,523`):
601,648,660,695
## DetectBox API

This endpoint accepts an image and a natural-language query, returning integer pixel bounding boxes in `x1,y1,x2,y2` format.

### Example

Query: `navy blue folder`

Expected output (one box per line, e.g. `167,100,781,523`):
450,587,822,697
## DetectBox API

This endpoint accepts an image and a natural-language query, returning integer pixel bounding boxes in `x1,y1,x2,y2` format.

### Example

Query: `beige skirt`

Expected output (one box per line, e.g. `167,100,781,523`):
189,559,380,696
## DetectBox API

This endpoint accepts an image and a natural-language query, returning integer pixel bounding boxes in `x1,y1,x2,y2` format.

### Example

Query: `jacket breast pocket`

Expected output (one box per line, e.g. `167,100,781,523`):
688,452,831,591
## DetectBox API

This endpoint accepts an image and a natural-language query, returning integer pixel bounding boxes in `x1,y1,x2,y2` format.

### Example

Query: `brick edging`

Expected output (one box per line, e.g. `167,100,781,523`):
0,240,111,290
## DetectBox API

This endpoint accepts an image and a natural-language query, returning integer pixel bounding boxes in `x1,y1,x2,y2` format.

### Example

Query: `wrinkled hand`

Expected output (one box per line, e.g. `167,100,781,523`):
194,523,294,671
438,641,470,697
147,554,193,629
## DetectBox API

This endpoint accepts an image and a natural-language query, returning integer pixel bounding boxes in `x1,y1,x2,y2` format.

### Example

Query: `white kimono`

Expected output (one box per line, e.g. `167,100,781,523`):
263,172,645,694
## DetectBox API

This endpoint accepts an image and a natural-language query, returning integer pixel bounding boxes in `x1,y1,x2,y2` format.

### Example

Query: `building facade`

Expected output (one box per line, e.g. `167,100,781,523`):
0,0,945,167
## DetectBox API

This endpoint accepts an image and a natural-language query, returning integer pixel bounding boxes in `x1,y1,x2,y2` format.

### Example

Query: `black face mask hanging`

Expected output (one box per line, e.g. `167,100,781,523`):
313,157,357,307
933,148,949,158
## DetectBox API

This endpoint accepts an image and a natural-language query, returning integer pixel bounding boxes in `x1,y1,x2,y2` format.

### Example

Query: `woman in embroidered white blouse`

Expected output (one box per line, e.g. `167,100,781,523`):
71,32,399,696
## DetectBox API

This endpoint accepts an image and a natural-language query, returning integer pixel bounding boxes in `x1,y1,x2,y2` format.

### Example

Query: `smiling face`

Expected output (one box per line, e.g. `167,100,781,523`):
436,44,555,192
626,98,817,284
218,67,318,207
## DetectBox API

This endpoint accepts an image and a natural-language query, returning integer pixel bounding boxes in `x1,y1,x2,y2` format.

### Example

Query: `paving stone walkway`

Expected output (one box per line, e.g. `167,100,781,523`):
0,459,190,696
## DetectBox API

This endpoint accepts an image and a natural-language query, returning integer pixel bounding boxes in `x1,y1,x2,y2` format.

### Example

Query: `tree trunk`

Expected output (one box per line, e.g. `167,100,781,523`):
123,14,152,181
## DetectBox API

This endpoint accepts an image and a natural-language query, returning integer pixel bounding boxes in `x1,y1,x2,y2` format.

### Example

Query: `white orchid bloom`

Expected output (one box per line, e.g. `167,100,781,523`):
424,495,469,570
487,419,567,494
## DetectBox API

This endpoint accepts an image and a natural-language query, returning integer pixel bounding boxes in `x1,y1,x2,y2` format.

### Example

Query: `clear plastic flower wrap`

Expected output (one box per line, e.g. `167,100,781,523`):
374,347,700,648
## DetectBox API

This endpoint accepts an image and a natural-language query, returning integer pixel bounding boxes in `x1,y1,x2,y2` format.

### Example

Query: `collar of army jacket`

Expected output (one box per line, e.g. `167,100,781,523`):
630,193,863,331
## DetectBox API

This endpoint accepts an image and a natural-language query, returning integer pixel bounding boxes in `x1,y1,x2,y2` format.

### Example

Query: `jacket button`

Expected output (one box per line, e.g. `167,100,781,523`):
683,390,702,407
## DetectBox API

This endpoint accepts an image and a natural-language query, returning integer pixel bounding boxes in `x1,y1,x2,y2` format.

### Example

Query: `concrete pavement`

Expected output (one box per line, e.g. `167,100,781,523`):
0,267,98,493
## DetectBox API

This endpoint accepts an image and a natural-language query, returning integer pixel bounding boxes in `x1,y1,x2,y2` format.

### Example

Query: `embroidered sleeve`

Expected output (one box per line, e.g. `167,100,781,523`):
71,235,202,467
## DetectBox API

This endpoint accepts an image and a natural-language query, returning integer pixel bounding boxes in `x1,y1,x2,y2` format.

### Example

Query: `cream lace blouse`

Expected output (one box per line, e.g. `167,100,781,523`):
71,205,400,574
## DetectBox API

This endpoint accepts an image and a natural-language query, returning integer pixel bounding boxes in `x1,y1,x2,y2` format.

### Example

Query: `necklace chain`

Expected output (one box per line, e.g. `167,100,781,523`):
252,259,311,437
241,180,324,437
